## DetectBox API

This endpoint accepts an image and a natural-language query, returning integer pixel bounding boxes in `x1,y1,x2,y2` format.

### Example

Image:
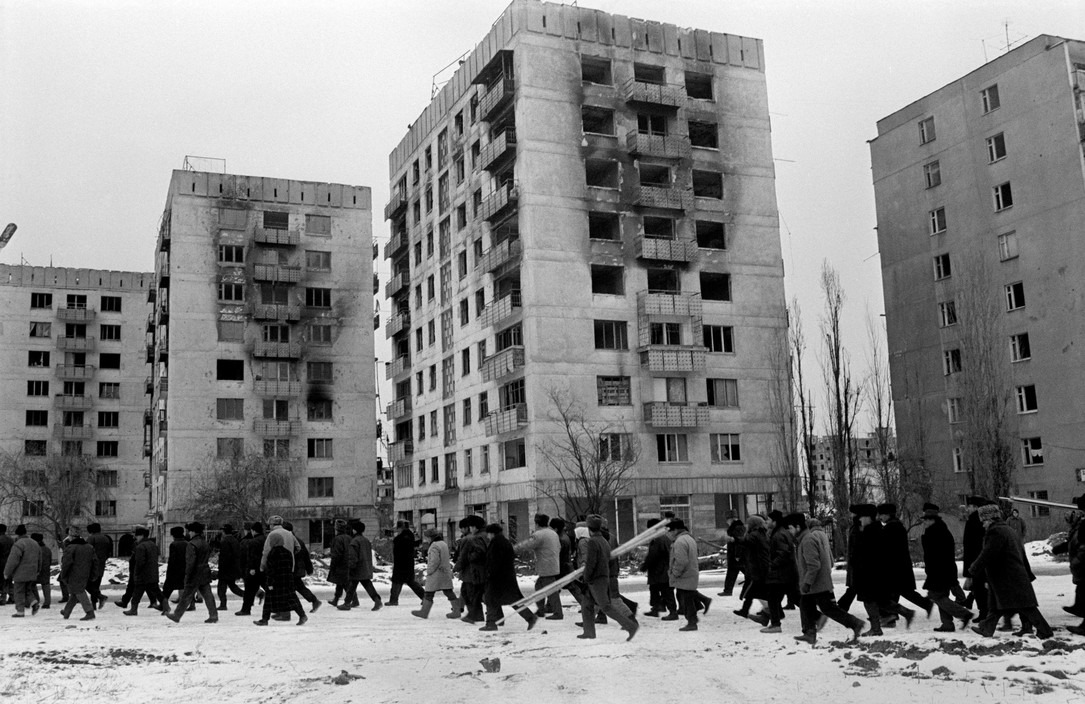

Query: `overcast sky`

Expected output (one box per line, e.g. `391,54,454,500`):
2,0,1081,427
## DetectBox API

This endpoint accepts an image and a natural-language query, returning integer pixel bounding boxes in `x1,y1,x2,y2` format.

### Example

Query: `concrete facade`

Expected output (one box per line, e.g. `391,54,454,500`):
0,264,153,545
384,0,790,541
151,170,376,546
871,36,1085,534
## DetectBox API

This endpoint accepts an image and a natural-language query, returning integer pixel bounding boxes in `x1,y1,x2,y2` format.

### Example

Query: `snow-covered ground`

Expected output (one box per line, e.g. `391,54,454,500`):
1,542,1082,704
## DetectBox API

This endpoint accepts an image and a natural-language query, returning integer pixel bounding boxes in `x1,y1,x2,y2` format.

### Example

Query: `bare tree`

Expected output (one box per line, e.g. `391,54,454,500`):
954,259,1015,500
767,323,801,510
182,447,298,526
789,298,818,516
866,310,901,512
0,452,99,540
536,387,641,519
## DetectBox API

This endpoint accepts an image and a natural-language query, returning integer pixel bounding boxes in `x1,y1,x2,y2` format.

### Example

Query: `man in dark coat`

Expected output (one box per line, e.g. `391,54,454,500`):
878,503,933,623
761,510,798,632
728,514,770,620
962,497,990,618
216,523,244,610
167,522,218,624
327,519,352,606
1064,494,1085,636
123,527,162,616
281,522,319,613
642,517,677,618
32,533,51,609
550,517,584,609
852,504,914,635
720,514,747,597
339,521,382,611
969,504,1053,639
387,521,425,606
0,524,14,605
237,522,266,616
920,504,974,631
160,526,189,614
84,523,113,610
59,526,98,621
453,515,487,623
479,523,537,632
577,515,637,640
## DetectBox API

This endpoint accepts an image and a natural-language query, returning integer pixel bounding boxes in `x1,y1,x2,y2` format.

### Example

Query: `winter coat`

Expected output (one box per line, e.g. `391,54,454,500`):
737,526,770,583
4,535,41,583
87,532,113,579
516,527,560,577
582,534,611,586
424,538,454,591
348,533,375,581
293,538,314,579
1069,514,1085,585
262,545,302,613
962,513,986,587
60,537,98,590
483,533,524,605
794,528,834,594
37,542,52,584
920,517,958,592
0,534,13,576
881,518,917,593
767,527,798,586
844,519,860,587
163,539,189,591
642,534,671,585
392,529,420,582
217,532,242,581
668,530,700,590
243,531,266,576
328,532,352,586
183,534,213,588
1007,515,1027,541
969,519,1038,611
261,527,297,573
556,531,574,577
726,520,747,569
131,538,160,586
852,520,891,602
453,533,487,584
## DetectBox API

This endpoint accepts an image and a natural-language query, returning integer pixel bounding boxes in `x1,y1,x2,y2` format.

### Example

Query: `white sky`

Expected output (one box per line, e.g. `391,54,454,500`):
2,0,1082,430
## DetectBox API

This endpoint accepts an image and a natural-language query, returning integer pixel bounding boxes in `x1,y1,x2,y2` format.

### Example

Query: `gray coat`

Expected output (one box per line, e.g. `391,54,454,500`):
515,527,560,577
4,535,41,583
424,538,453,591
348,533,375,581
794,528,834,594
60,538,98,590
668,530,699,590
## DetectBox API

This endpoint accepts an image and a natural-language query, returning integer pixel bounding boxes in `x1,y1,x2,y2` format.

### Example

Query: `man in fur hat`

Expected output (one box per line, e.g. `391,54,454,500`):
877,502,933,624
166,522,218,624
577,515,636,640
920,504,975,631
786,512,864,644
852,503,915,635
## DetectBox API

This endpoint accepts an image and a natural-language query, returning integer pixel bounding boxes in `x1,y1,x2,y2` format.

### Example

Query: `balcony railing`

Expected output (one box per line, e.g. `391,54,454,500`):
479,128,517,172
55,364,96,380
639,346,707,373
637,291,703,319
479,289,522,328
643,402,710,427
253,263,302,283
634,236,698,263
146,313,155,333
54,423,94,439
253,419,302,436
253,228,300,246
386,397,412,419
480,77,515,121
626,131,691,159
630,184,693,210
480,345,525,382
252,303,301,321
56,336,96,352
385,355,410,380
54,394,94,410
388,439,415,463
385,272,408,298
484,403,527,436
56,307,96,322
621,78,684,108
477,238,521,274
384,186,408,221
253,380,302,396
145,376,153,395
252,341,301,358
384,230,408,260
385,311,411,338
478,182,519,223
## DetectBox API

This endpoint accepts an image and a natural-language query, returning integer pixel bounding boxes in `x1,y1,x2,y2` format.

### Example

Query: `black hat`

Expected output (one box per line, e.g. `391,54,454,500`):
135,526,149,537
668,518,687,532
586,515,604,531
783,512,807,530
251,521,264,533
282,521,294,532
170,526,186,539
549,517,566,532
86,523,101,534
484,523,504,535
222,524,234,533
30,532,43,542
922,506,941,520
767,510,784,523
876,503,897,516
185,521,205,534
923,502,939,512
14,524,27,536
853,504,878,518
460,515,486,531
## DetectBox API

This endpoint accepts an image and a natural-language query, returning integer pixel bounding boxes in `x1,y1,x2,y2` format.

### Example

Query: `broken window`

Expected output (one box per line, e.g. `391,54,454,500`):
643,216,674,239
647,268,679,293
582,106,615,135
696,221,726,249
588,212,620,240
590,265,624,295
639,164,670,187
585,159,619,188
693,171,723,199
581,56,612,85
700,272,732,301
688,121,718,149
633,63,665,84
685,72,713,100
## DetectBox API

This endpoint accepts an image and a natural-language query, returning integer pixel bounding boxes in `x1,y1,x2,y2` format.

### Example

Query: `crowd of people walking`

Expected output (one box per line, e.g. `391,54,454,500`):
0,494,1083,645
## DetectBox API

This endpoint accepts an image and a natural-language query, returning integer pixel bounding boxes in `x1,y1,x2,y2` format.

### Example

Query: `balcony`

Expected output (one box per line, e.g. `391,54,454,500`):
253,263,302,283
158,377,169,395
56,307,96,322
253,228,300,246
145,377,153,395
385,272,408,299
385,311,411,338
479,128,517,172
253,380,302,396
484,403,527,436
477,238,521,274
146,313,155,333
56,335,96,352
626,132,691,159
253,419,302,436
386,397,412,420
385,355,410,380
147,289,157,304
630,184,693,210
252,341,301,358
478,182,519,223
637,291,703,319
479,289,522,328
55,364,95,380
384,230,408,260
388,439,415,464
143,410,152,427
480,77,515,121
634,236,698,263
480,345,525,382
54,394,93,410
639,346,707,372
145,344,154,364
384,186,408,221
643,403,710,427
252,303,301,321
621,78,684,108
54,423,94,439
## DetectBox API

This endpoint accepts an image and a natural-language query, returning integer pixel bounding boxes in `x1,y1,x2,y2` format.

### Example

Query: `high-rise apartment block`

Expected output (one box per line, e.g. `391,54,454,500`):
871,36,1085,530
0,265,153,541
150,170,376,545
384,0,789,540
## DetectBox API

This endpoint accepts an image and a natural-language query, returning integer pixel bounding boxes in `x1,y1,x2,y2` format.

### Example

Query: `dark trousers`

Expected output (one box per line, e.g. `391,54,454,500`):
293,576,317,605
424,588,458,603
388,578,425,604
580,582,636,636
648,583,677,614
765,583,787,626
217,577,244,605
35,580,51,608
129,583,164,612
261,599,304,622
969,580,990,620
928,589,973,626
120,579,158,608
976,605,1053,637
723,560,743,594
897,589,933,614
837,586,856,612
461,581,485,621
534,575,562,615
346,579,381,605
484,595,534,628
675,588,701,625
241,573,264,612
863,598,913,631
61,587,93,616
173,583,217,620
799,590,862,635
86,573,104,605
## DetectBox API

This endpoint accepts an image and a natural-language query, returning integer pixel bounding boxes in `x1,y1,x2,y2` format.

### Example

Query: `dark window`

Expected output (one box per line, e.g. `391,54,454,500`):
308,477,334,498
263,211,289,229
305,288,331,308
98,411,119,427
582,106,615,135
685,72,713,100
581,56,612,85
594,320,628,350
100,296,122,312
597,376,632,405
692,170,723,199
696,221,726,249
28,351,50,367
639,164,670,187
585,160,619,188
24,440,47,456
96,442,119,458
27,380,49,396
217,359,244,381
308,438,333,459
688,121,718,149
307,399,333,421
100,324,121,341
308,361,333,383
643,216,674,239
25,410,48,426
704,325,735,353
590,265,624,295
588,212,620,240
31,292,52,309
633,63,665,84
637,113,666,136
99,353,121,369
647,268,679,293
701,273,732,301
216,399,244,420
